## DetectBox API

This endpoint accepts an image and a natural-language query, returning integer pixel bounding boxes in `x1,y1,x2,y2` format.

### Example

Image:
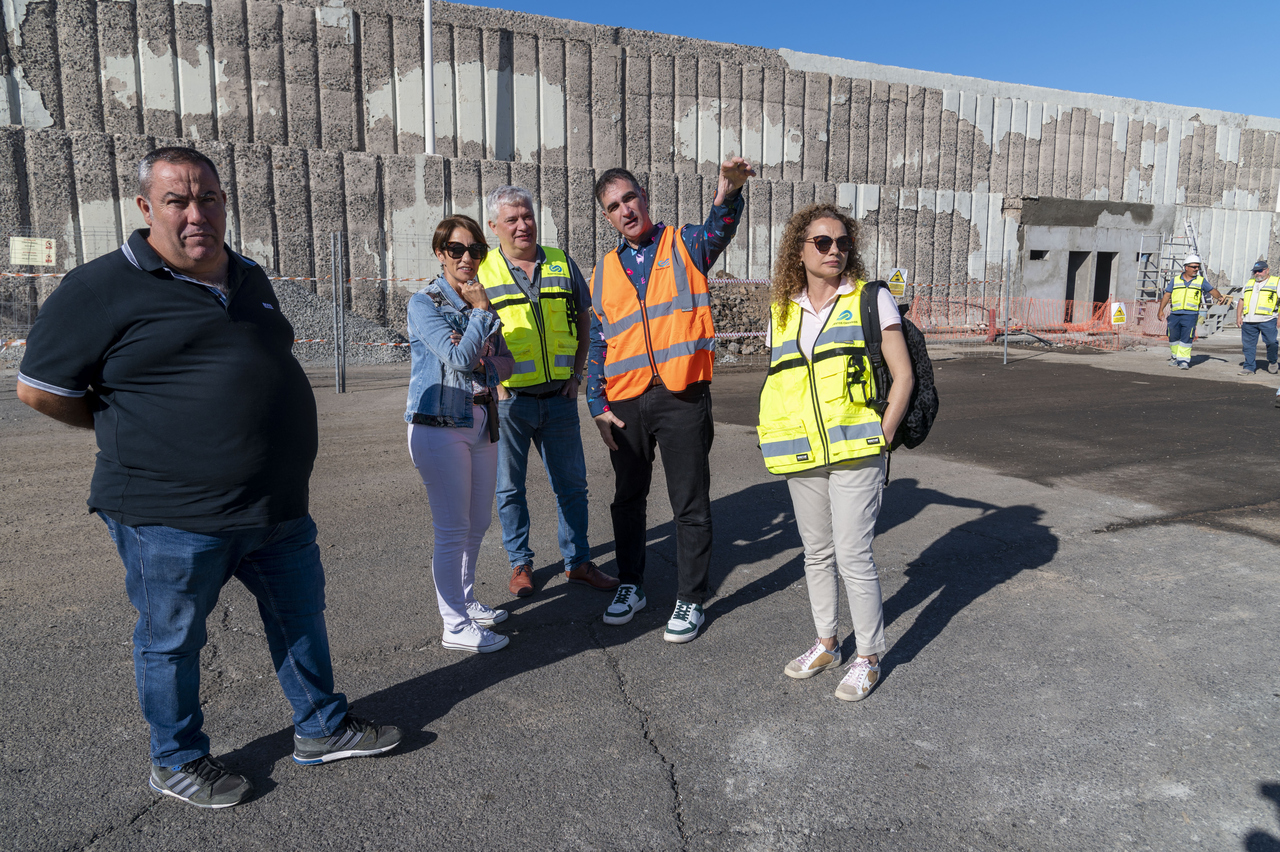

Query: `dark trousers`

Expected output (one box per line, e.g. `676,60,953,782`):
607,383,714,604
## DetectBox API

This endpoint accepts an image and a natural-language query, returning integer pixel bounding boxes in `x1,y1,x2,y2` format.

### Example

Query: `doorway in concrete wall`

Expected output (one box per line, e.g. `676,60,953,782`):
1065,251,1090,322
1093,252,1117,304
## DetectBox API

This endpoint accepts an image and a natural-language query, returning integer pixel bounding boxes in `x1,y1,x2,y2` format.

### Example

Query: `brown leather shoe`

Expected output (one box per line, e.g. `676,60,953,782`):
508,564,534,597
565,561,620,591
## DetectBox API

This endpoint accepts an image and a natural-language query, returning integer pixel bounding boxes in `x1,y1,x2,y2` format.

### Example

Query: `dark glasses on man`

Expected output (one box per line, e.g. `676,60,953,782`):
443,241,488,260
806,235,853,254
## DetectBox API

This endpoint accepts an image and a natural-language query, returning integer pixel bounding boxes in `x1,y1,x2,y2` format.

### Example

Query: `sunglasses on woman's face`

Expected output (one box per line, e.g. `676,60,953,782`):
443,241,488,260
806,235,853,255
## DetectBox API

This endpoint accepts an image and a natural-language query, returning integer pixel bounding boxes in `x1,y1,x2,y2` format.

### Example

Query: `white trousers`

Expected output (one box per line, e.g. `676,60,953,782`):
785,456,888,656
408,407,499,633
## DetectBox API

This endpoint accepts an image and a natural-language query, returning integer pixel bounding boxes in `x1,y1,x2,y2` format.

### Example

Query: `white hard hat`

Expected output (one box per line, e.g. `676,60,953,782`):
1184,253,1202,265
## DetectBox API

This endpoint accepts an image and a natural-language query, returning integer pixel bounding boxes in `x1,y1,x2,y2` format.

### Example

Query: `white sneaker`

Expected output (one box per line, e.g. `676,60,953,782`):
466,601,508,627
603,584,645,625
442,623,509,653
784,640,842,679
663,600,704,644
834,656,880,702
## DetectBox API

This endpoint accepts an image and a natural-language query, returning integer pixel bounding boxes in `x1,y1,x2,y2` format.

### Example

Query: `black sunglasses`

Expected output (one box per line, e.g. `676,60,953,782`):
442,241,488,260
806,235,853,254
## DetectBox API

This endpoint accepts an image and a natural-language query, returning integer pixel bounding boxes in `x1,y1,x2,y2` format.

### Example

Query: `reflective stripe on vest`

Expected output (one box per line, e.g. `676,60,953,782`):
1169,275,1207,312
591,226,715,401
757,284,885,474
477,247,578,387
1242,275,1280,318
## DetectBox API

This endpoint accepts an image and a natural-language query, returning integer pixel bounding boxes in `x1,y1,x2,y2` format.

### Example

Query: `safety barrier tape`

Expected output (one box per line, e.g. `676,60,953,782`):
294,339,411,347
2,338,27,349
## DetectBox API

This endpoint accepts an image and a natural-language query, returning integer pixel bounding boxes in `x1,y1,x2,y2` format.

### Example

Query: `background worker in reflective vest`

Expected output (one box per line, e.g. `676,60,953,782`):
586,156,755,644
757,204,913,702
1156,253,1227,370
478,186,619,598
1234,260,1278,376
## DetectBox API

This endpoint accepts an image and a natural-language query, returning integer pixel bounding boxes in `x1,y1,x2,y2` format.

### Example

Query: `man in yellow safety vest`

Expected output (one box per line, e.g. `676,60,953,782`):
1156,253,1227,370
1234,260,1278,376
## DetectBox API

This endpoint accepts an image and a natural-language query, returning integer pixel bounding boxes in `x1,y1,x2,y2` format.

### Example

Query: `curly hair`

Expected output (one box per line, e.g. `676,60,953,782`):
770,204,868,327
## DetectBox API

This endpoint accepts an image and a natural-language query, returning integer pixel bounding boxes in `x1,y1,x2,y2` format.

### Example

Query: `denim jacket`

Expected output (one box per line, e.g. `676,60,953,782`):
404,276,515,426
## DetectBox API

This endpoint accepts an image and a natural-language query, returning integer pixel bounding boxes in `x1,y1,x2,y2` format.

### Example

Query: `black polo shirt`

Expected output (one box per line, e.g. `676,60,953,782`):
18,230,318,532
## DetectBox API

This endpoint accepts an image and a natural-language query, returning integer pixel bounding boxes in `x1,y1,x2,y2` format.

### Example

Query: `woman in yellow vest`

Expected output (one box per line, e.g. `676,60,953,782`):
757,204,914,702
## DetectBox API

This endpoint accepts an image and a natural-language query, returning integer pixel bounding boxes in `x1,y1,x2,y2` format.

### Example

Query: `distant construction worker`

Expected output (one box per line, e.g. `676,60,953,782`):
1235,260,1278,376
1156,254,1227,370
478,185,620,598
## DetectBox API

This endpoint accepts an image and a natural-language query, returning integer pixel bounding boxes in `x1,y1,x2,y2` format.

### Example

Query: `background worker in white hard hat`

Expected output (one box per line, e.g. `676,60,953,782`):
1155,254,1227,370
1235,260,1278,376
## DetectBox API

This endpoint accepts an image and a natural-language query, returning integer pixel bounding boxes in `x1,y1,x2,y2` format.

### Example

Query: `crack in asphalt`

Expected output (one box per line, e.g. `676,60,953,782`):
75,796,160,850
587,619,690,851
1099,500,1280,546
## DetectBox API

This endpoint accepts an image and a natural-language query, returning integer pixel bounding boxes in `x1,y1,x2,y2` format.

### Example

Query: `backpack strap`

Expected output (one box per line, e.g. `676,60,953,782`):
860,280,890,416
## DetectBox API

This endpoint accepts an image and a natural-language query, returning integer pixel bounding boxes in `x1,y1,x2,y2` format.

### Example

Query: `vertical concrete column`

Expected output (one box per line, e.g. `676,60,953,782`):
623,51,652,173
431,20,457,157
271,146,313,284
720,61,744,165
672,53,697,176
566,166,597,270
801,72,829,184
4,0,62,128
675,172,704,238
316,4,358,152
192,140,235,244
967,191,988,277
770,178,792,268
923,88,945,191
537,163,568,254
696,57,720,176
361,14,396,155
827,76,850,186
211,0,251,143
866,81,889,186
592,45,623,170
746,178,771,280
24,130,77,269
1219,126,1239,206
247,2,285,145
988,97,1011,196
1065,106,1087,199
112,134,153,236
509,161,539,214
537,36,567,167
720,179,749,277
283,5,319,150
904,85,925,190
447,156,483,222
1135,118,1155,204
344,152,386,324
739,65,764,177
781,70,804,182
648,54,675,175
894,189,917,285
1035,104,1056,198
939,90,959,192
483,27,514,161
1020,101,1041,198
884,84,907,190
393,15,426,155
70,132,119,262
916,190,936,285
565,40,592,169
384,153,444,317
0,128,29,235
479,159,512,218
972,95,993,194
308,150,346,298
232,142,276,269
97,2,143,135
56,0,103,132
511,32,538,163
173,0,216,140
1080,109,1101,199
792,181,815,215
1108,114,1128,201
955,92,975,193
849,80,871,185
1184,122,1204,205
1051,105,1072,198
1239,129,1260,204
136,0,179,137
760,67,785,182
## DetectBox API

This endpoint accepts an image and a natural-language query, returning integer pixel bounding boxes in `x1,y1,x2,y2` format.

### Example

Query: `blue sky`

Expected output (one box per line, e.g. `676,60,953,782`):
470,0,1280,120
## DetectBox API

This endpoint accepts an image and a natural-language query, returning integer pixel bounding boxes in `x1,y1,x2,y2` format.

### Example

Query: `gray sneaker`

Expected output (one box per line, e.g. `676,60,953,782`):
149,755,252,809
293,714,402,765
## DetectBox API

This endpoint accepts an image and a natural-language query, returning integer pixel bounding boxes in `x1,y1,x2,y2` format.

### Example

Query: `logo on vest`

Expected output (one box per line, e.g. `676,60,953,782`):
867,436,881,445
547,263,565,274
656,259,671,269
834,309,854,322
796,453,811,462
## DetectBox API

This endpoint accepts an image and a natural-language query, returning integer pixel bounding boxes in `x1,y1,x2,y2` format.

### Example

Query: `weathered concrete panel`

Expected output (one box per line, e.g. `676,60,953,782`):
97,2,143,134
903,85,924,190
760,66,784,181
592,45,622,170
0,127,30,234
431,20,456,157
720,61,743,165
344,151,385,322
210,0,252,143
482,26,512,161
56,0,103,133
24,129,77,269
848,78,870,185
316,4,357,151
565,40,591,169
536,162,567,251
5,0,62,128
886,83,907,190
566,166,596,270
446,155,482,223
233,142,276,269
283,4,320,149
392,15,425,154
70,132,118,261
247,2,285,145
173,0,216,140
781,69,804,182
511,31,538,163
361,14,396,155
673,52,697,176
272,144,314,282
695,57,719,176
137,0,178,137
537,36,566,167
801,72,829,184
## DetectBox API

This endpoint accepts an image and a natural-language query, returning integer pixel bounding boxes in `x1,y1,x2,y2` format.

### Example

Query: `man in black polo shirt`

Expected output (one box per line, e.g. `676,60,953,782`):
15,147,400,809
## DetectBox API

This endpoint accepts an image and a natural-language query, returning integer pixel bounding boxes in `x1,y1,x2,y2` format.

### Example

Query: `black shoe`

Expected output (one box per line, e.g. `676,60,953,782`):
293,714,402,765
149,755,252,809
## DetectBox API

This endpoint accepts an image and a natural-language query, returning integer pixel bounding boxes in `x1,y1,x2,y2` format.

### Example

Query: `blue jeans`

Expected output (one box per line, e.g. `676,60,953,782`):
101,513,348,766
1241,319,1278,372
495,392,590,570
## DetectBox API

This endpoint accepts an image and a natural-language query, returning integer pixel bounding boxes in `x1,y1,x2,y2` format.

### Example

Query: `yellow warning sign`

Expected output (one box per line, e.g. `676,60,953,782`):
9,237,55,266
1111,302,1127,325
887,268,908,297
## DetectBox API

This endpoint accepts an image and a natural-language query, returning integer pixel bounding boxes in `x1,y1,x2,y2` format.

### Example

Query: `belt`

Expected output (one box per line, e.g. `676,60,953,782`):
473,393,493,407
514,388,562,399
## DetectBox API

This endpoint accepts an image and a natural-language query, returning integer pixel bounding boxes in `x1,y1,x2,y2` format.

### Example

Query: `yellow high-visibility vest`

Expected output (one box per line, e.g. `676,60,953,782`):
757,283,885,474
1169,275,1209,312
478,247,578,387
1241,275,1280,318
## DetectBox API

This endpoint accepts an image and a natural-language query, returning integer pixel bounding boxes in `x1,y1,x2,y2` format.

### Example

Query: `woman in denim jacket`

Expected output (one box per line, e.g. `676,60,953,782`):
406,214,515,653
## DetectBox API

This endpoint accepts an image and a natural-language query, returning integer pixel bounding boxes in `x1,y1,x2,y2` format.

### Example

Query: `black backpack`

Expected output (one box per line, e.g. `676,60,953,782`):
860,280,939,451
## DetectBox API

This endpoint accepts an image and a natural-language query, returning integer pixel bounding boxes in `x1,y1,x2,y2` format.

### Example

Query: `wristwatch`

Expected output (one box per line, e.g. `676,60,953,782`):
572,371,585,383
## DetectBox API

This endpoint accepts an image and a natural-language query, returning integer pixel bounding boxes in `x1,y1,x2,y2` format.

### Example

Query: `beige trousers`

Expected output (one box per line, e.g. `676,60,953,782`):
785,456,888,656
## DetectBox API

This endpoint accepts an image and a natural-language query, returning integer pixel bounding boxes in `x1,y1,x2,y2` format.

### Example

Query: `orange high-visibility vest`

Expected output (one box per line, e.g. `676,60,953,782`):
591,226,715,402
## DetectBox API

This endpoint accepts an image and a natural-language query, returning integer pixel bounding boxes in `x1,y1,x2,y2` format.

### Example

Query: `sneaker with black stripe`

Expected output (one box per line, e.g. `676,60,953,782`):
292,713,403,765
149,754,252,809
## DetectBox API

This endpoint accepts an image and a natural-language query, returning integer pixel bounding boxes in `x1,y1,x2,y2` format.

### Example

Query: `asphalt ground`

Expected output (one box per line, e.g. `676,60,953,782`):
2,335,1279,851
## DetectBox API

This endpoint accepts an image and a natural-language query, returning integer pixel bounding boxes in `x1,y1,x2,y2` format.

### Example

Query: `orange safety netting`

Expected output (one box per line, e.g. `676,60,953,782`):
907,288,1167,351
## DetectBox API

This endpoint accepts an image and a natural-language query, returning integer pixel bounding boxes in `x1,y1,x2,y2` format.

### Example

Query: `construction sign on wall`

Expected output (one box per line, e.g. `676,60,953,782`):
887,268,908,297
9,237,55,266
1111,302,1127,325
